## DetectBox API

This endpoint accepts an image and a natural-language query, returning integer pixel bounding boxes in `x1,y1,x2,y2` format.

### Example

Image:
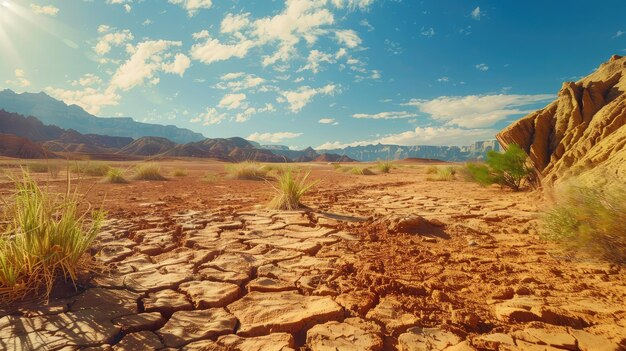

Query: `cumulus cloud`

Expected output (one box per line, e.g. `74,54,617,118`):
190,107,226,125
190,34,255,64
215,73,265,92
71,73,103,87
5,69,31,88
30,4,59,16
318,118,336,124
110,40,191,91
94,26,134,56
169,0,213,16
247,131,303,143
218,93,247,110
279,84,339,112
46,86,120,115
403,94,554,128
235,103,275,123
331,0,375,11
352,111,417,119
299,50,334,74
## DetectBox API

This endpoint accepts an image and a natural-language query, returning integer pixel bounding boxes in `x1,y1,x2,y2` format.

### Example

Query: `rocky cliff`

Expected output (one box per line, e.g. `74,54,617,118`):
497,55,626,185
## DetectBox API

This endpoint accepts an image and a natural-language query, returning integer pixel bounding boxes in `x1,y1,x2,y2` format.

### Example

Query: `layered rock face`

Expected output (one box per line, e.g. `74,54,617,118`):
497,55,626,185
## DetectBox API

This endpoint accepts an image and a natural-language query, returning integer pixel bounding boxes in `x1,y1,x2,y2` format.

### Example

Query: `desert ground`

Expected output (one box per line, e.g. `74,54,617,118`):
0,159,624,351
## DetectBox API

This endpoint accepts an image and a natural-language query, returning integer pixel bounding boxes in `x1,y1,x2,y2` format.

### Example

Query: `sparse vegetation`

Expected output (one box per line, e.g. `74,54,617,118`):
426,166,456,181
425,165,439,174
133,163,166,181
103,168,128,184
0,173,105,302
377,161,393,173
331,163,342,170
465,144,530,191
269,169,319,210
71,162,111,177
27,162,61,178
172,168,188,177
350,167,375,175
542,183,626,263
202,172,219,182
225,161,268,180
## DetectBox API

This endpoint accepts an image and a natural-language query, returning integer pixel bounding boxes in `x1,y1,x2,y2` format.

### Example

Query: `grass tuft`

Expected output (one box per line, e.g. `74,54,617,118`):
542,183,626,263
133,164,166,181
172,169,188,177
350,167,375,176
225,161,268,180
269,169,319,210
202,173,219,182
425,165,439,174
0,172,105,303
426,166,456,181
103,168,128,184
71,162,111,177
27,162,61,178
376,161,393,173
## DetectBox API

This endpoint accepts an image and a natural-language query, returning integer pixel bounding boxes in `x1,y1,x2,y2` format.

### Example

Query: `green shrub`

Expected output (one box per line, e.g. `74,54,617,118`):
377,161,393,174
427,166,455,181
71,162,111,177
269,169,319,210
465,144,530,191
350,167,375,175
0,173,105,302
225,161,268,180
542,184,626,263
103,168,128,184
133,164,166,181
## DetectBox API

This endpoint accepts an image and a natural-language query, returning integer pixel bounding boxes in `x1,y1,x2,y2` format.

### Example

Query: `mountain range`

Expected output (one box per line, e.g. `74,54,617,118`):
0,89,500,162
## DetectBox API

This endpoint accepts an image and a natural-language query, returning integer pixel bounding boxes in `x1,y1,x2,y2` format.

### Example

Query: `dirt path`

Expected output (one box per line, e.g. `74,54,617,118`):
0,160,624,350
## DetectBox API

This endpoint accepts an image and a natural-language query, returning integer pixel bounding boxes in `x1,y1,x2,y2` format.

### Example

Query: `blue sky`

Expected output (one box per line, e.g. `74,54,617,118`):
1,0,625,148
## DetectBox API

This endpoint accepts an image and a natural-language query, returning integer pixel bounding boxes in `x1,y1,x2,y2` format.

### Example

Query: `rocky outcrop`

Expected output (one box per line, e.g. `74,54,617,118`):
497,55,626,185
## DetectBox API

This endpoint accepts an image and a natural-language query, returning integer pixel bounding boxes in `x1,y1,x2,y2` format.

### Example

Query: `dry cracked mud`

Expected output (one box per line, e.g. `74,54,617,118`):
0,160,625,350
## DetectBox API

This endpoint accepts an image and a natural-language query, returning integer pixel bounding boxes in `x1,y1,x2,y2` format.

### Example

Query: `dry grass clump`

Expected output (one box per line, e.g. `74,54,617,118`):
27,162,61,178
426,166,456,181
425,165,439,174
350,167,375,175
203,172,219,182
225,161,268,180
542,183,626,263
172,168,188,177
71,162,111,177
269,169,319,210
377,161,393,173
133,163,166,181
103,168,128,184
0,173,105,303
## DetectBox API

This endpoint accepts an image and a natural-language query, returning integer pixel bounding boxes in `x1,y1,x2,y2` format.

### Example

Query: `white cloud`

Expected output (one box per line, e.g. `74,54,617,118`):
360,19,374,31
30,4,59,16
437,76,449,83
332,0,375,11
190,34,255,64
218,93,247,110
471,6,482,20
613,30,625,38
169,0,213,16
352,111,417,119
221,13,251,33
318,118,337,124
124,4,131,12
215,73,265,92
110,40,190,91
299,50,334,74
191,107,226,125
235,103,275,123
46,86,120,115
475,63,489,71
142,19,152,26
421,27,435,37
279,84,339,112
5,69,31,88
94,27,134,56
247,131,303,143
335,30,362,48
318,127,497,149
402,94,554,128
71,73,103,87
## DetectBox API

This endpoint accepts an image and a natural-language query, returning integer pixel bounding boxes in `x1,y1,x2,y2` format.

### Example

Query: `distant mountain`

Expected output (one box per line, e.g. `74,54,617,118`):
120,137,177,156
313,153,356,162
164,138,286,162
0,109,65,141
318,141,501,162
43,130,133,154
0,133,58,159
0,89,205,144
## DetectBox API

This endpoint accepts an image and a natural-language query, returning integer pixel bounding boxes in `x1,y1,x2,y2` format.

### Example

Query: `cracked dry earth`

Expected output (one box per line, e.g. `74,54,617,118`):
1,161,625,351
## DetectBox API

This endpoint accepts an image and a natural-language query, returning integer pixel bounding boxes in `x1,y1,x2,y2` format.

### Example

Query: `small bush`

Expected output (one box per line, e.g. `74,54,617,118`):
0,173,105,302
203,173,219,182
350,167,375,175
377,161,393,174
465,163,493,186
465,144,530,191
425,166,439,174
172,169,187,177
103,168,128,184
133,164,166,181
225,161,268,180
269,169,319,210
427,166,455,181
542,184,626,263
71,162,111,177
